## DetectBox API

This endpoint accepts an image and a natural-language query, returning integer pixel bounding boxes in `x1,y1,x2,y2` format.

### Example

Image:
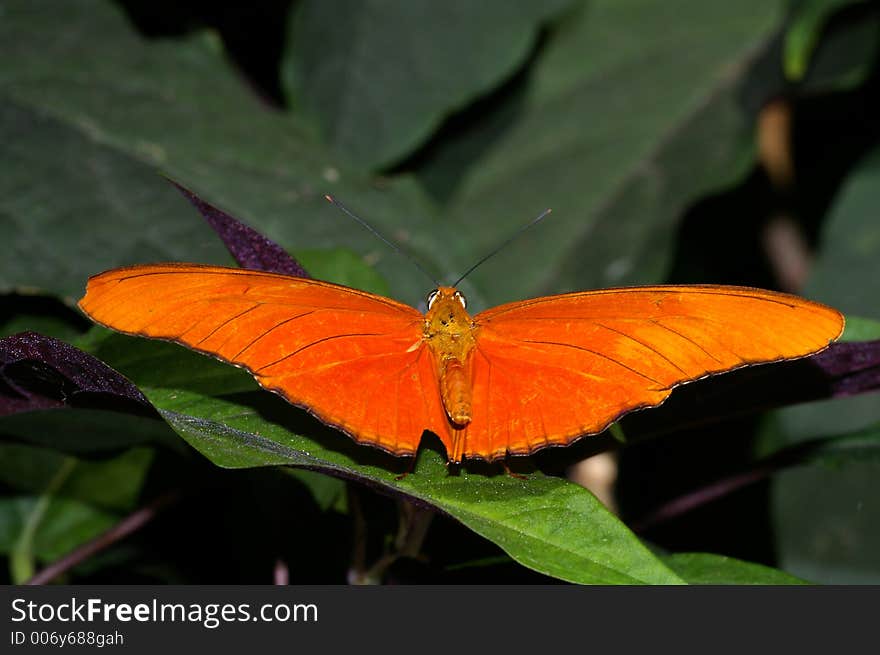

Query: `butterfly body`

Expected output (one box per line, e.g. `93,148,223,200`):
423,286,477,427
79,264,844,465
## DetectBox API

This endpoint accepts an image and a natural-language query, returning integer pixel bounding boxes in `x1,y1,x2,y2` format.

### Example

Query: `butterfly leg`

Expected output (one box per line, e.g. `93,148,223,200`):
394,455,417,481
502,460,528,480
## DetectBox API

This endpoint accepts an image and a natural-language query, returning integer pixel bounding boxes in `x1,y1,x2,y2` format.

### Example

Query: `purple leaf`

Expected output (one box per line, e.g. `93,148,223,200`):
0,332,155,417
165,177,310,278
811,340,880,396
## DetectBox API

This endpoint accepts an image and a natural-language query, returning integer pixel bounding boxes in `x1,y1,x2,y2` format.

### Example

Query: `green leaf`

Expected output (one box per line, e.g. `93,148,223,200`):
4,0,843,585
5,454,77,582
772,459,880,583
0,0,445,307
0,407,182,455
0,443,152,581
121,380,683,584
417,0,785,308
767,228,880,587
286,0,574,169
0,98,233,300
1,0,791,318
808,146,880,319
0,496,117,567
663,552,809,584
784,0,880,90
757,419,880,465
778,146,880,439
784,0,853,80
294,248,391,297
841,315,880,342
0,443,154,511
84,331,259,398
803,424,880,466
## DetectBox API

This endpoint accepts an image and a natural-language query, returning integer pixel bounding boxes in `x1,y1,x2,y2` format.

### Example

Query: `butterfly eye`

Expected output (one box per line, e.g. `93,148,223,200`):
454,291,467,309
426,290,440,309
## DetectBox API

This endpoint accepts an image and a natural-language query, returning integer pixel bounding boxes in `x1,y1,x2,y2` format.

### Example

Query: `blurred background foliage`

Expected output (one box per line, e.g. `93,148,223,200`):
1,0,879,584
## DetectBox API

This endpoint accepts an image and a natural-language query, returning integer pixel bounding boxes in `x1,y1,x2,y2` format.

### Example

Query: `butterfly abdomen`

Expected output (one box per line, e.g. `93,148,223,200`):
440,358,472,426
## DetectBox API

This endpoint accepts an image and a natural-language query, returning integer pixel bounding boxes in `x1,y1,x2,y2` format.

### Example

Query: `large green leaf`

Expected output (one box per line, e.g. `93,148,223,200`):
760,151,880,587
286,0,574,169
4,0,832,585
155,397,682,585
418,0,785,307
757,416,880,586
776,146,880,438
807,145,880,318
1,0,788,315
66,326,682,584
772,459,880,584
0,99,233,299
773,145,880,587
0,0,444,307
65,329,677,583
0,407,182,454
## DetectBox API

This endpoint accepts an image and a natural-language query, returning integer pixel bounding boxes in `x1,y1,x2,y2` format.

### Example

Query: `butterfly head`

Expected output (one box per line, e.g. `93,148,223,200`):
424,286,474,339
426,286,466,311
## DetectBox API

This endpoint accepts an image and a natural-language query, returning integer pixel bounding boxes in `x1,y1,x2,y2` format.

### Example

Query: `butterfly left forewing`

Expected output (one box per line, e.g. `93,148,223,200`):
463,285,844,460
79,263,452,457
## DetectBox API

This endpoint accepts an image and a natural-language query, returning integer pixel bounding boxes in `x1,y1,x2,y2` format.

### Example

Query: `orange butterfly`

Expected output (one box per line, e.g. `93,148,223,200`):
78,264,844,463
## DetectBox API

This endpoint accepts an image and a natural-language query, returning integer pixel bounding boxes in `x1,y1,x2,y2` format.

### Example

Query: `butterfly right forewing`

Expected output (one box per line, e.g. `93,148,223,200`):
461,285,844,461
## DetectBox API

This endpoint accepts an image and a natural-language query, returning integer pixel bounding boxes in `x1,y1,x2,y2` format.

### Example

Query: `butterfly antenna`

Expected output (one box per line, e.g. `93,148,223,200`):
452,208,552,287
324,195,441,288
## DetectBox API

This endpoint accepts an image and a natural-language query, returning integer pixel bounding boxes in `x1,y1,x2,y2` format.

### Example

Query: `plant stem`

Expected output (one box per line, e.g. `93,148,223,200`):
630,464,775,533
10,457,77,583
26,491,179,585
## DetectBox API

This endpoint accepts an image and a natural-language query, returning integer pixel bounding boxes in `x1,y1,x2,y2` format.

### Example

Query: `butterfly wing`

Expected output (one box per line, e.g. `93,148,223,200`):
462,285,844,460
79,263,449,457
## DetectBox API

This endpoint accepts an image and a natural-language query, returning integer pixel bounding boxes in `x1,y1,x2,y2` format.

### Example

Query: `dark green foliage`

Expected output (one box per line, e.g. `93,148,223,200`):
1,0,879,584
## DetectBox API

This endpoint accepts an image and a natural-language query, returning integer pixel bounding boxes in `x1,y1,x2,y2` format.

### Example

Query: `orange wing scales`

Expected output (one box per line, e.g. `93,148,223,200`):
81,267,844,464
457,285,844,461
261,339,453,455
79,264,451,457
